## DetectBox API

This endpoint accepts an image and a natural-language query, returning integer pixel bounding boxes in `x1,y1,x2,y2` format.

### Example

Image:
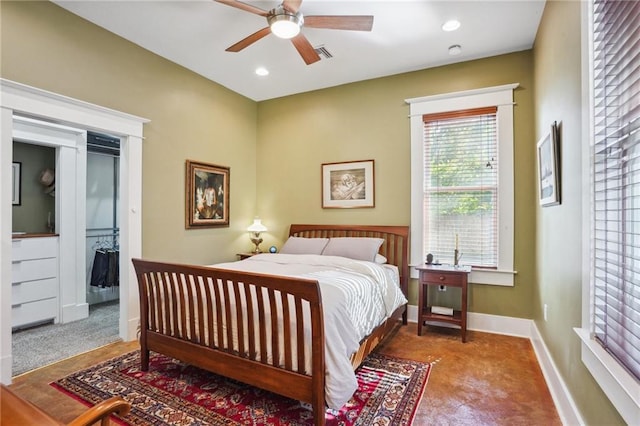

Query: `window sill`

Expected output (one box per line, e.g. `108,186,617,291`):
574,327,640,424
410,265,516,286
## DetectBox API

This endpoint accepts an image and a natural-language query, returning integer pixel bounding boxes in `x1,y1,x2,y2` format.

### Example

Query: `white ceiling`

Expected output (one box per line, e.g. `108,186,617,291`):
52,0,546,101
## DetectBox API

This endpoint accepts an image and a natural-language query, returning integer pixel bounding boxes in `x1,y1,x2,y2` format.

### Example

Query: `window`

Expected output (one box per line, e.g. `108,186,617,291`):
577,1,640,423
407,84,517,285
591,0,640,382
423,107,498,268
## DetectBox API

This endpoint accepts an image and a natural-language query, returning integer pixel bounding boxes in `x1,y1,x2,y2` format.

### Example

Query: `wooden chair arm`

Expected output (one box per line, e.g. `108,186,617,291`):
66,396,131,426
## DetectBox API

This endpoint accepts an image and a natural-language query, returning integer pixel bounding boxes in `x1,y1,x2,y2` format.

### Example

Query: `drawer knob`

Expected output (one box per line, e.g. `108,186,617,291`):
439,276,445,281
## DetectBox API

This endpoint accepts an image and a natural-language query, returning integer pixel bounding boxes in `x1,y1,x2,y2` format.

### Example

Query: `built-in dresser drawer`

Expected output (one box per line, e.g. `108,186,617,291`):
12,298,58,329
11,236,59,328
11,237,58,261
12,278,58,305
11,258,57,283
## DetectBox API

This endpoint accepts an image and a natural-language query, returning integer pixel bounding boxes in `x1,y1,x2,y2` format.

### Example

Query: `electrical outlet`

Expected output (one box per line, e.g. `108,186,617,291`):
543,304,548,321
438,285,446,291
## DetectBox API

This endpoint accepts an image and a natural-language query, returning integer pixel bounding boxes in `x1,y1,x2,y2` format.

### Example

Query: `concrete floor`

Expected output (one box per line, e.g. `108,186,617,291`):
8,323,561,425
378,324,562,425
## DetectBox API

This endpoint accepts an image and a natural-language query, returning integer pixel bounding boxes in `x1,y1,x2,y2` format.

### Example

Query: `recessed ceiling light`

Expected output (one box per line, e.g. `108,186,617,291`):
442,19,461,32
255,67,269,76
448,45,462,56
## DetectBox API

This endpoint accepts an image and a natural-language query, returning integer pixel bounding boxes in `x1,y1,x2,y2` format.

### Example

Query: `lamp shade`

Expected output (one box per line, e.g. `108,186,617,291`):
247,218,267,233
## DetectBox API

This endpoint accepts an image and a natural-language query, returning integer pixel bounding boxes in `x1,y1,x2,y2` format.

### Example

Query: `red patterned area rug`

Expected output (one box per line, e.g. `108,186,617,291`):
51,350,431,425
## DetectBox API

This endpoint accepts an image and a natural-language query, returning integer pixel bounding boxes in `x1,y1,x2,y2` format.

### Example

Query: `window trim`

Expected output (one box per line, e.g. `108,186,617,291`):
576,1,640,423
406,84,518,285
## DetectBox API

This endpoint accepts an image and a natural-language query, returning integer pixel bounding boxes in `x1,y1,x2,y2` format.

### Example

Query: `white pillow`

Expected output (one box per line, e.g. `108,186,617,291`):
280,237,329,255
375,253,387,264
321,237,384,262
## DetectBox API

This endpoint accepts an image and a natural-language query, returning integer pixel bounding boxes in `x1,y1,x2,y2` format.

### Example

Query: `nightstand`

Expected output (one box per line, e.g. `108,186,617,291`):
236,252,258,260
415,264,471,342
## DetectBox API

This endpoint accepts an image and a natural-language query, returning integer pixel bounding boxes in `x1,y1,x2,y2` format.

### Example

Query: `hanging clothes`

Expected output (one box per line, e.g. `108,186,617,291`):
90,250,108,287
90,249,119,287
106,249,119,287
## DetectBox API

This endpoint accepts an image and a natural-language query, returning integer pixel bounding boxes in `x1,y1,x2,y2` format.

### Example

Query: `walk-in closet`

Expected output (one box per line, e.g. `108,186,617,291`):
86,131,120,306
10,128,122,376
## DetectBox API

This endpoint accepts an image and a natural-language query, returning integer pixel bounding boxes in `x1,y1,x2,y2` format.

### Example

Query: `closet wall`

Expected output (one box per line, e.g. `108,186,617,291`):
12,142,55,233
86,138,120,306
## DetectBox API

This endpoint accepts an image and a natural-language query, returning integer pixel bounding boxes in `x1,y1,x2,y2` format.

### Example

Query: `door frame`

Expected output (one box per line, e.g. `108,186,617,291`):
0,78,149,383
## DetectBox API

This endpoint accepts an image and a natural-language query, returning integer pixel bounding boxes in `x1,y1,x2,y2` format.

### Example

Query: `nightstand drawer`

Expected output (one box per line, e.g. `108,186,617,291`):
421,271,465,286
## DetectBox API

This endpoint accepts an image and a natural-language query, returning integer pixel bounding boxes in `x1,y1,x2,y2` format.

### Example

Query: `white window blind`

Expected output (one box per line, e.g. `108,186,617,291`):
592,0,640,381
423,107,498,267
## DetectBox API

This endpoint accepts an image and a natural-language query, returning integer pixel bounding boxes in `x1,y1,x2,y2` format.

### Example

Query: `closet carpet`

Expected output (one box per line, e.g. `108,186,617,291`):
12,301,120,377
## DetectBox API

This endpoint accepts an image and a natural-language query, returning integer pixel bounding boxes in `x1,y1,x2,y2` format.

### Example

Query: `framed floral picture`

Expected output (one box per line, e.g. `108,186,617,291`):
322,159,375,208
185,160,230,228
537,122,560,206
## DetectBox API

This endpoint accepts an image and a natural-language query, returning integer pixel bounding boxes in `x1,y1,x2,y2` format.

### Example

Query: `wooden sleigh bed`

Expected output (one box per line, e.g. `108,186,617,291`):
132,224,409,425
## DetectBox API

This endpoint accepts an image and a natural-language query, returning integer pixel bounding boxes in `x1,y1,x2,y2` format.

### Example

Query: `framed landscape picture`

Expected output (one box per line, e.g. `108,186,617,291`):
322,159,375,208
185,160,230,228
537,122,560,206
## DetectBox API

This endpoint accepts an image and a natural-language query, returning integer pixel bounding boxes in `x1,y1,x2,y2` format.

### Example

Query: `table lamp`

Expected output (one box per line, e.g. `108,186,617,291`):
247,218,267,253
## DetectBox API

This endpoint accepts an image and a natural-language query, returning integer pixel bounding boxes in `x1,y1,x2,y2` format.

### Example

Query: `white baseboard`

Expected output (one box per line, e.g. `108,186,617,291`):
407,305,531,337
0,354,11,384
406,304,582,425
467,311,532,337
61,302,89,324
125,316,139,342
531,322,584,426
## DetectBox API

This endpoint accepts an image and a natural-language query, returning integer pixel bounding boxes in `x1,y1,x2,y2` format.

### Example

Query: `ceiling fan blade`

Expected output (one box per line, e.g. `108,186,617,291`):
304,15,374,31
282,0,302,13
215,0,269,17
290,34,321,65
225,27,272,52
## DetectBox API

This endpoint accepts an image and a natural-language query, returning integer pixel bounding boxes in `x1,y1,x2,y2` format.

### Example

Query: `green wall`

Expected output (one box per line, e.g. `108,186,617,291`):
0,0,258,265
533,1,623,424
0,1,537,316
12,142,55,233
1,1,625,423
257,52,537,315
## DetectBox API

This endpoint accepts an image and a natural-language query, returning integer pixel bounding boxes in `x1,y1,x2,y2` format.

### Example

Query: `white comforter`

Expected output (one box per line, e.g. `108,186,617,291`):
213,253,407,409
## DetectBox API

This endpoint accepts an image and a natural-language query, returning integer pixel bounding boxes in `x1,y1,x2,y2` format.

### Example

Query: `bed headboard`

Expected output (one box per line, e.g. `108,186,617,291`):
288,224,410,298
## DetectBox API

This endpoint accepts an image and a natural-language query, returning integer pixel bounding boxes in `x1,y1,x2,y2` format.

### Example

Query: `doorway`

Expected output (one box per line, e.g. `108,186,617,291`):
10,130,124,376
86,131,121,306
0,78,148,384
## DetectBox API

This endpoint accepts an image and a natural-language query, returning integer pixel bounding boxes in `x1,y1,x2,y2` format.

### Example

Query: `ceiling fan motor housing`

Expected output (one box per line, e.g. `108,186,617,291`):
268,5,303,39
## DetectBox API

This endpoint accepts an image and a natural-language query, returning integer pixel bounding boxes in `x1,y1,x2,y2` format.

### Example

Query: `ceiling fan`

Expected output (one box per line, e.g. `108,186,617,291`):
215,0,374,65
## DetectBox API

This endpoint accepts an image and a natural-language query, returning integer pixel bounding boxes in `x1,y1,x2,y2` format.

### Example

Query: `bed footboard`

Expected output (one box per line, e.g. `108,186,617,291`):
132,258,326,426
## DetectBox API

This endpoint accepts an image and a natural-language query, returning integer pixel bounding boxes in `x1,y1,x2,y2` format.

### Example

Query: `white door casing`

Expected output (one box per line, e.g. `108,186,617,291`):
0,79,149,384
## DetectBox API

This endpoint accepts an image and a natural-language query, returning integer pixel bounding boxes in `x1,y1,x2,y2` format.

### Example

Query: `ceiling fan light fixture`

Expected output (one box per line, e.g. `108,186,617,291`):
268,7,303,39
